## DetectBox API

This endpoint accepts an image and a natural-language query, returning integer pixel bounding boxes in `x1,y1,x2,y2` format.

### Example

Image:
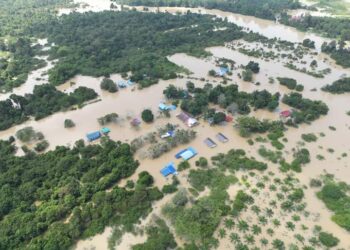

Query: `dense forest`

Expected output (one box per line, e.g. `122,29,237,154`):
114,0,301,20
0,84,97,130
0,138,163,249
0,37,46,92
30,11,243,87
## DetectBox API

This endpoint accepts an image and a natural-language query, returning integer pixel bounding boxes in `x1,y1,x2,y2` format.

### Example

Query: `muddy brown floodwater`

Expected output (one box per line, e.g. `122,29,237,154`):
1,0,350,249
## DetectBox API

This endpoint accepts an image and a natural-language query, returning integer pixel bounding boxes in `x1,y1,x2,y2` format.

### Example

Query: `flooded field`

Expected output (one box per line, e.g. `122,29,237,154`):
1,0,350,249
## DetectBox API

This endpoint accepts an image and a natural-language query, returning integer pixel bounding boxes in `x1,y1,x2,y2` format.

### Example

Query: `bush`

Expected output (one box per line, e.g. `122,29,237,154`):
64,119,75,128
301,133,317,142
34,140,49,152
162,184,178,194
318,232,339,247
100,78,118,93
178,161,190,172
141,109,154,123
137,171,154,187
16,127,43,142
277,77,297,90
195,157,208,167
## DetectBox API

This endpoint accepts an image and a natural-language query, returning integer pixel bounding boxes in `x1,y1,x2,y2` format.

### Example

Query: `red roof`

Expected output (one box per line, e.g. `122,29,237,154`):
225,115,233,122
280,110,292,117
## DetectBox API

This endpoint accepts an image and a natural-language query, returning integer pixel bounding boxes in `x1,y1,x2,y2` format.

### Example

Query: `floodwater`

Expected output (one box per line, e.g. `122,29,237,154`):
1,0,350,249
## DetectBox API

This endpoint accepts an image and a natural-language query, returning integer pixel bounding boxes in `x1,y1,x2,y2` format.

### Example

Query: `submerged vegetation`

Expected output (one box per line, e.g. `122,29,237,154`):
322,77,350,94
31,11,244,87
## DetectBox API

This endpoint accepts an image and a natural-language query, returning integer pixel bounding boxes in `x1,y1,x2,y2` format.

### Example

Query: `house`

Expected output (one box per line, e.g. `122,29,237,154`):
176,112,198,127
159,103,177,111
175,147,197,161
86,131,101,142
118,81,127,88
204,138,217,148
101,127,111,134
161,162,177,177
130,118,141,127
225,115,233,122
216,67,229,77
216,133,229,143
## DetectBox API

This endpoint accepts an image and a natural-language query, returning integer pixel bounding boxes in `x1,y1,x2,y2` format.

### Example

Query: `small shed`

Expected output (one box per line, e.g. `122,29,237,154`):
130,118,141,127
216,133,228,143
86,131,101,142
161,162,177,177
204,138,217,148
101,127,111,134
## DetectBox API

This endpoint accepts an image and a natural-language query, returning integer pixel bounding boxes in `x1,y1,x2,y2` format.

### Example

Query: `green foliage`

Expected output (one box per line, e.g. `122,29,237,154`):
236,116,285,138
132,218,177,250
232,190,254,216
318,231,339,247
242,69,253,81
98,113,118,125
320,41,350,68
0,84,97,130
178,161,191,172
34,140,49,152
211,149,267,172
141,109,154,123
16,126,43,142
302,38,315,49
322,77,350,94
195,157,208,167
245,61,260,73
33,11,244,86
318,180,350,231
100,78,118,93
137,171,154,187
277,77,297,90
301,133,318,142
282,92,329,124
0,138,165,249
64,119,75,128
188,168,237,191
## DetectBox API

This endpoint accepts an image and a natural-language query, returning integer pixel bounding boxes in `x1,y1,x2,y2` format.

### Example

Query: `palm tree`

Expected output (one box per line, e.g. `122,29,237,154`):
294,233,304,243
286,221,295,231
224,218,235,229
238,220,249,232
269,200,277,208
218,228,226,239
267,228,274,236
251,205,261,215
260,238,268,246
235,243,249,250
244,234,255,245
272,218,281,227
265,208,274,217
252,225,262,235
272,239,285,250
258,216,267,225
229,232,240,244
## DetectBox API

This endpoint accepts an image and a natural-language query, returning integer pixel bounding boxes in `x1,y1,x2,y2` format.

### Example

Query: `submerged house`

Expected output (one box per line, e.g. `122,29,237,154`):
204,138,217,148
86,131,101,142
175,147,197,161
280,110,293,122
161,162,177,177
101,127,111,134
216,133,229,143
159,103,177,111
130,118,141,127
216,67,229,77
176,112,198,127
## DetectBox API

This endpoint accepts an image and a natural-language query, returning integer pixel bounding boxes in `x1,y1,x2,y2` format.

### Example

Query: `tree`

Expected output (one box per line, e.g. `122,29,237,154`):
246,61,260,73
64,119,75,128
213,112,226,124
242,69,253,81
141,109,154,123
100,78,118,93
318,232,339,247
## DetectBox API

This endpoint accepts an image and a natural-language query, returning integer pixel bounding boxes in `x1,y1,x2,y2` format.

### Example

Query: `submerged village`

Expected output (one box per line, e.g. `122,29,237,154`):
0,0,350,249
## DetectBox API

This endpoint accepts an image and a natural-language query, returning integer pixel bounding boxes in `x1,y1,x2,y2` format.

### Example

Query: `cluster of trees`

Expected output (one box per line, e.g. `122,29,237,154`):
302,38,315,49
235,116,285,138
281,14,350,41
211,149,268,171
0,138,166,249
164,83,280,117
115,0,301,20
277,77,304,91
282,92,329,124
98,113,118,125
317,180,350,231
0,84,97,130
322,77,350,94
31,11,244,87
100,78,118,93
0,37,46,92
321,40,350,68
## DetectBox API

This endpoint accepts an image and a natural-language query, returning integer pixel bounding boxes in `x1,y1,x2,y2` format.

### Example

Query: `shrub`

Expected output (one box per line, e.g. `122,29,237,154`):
277,77,297,90
301,133,317,142
318,232,339,247
141,109,154,123
178,161,190,172
100,78,118,93
64,119,75,128
137,171,154,187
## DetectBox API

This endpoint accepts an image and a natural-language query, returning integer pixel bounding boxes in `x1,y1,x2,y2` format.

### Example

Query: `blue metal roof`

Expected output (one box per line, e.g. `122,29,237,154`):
161,163,176,177
86,131,101,141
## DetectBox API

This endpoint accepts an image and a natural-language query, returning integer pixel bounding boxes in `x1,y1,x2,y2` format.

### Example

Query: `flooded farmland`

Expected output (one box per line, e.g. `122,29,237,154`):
1,0,350,249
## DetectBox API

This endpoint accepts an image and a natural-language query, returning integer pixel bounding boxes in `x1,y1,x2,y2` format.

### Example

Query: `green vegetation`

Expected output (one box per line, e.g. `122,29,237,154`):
32,11,244,87
0,138,164,249
321,40,350,68
64,119,75,128
318,231,339,248
16,126,43,142
317,179,350,231
282,92,329,124
141,109,154,123
100,78,118,93
280,148,310,172
301,133,318,142
242,69,253,82
132,218,177,250
245,61,260,73
98,113,119,125
322,77,350,94
0,38,46,92
166,83,280,117
114,0,301,20
34,140,49,152
178,161,190,172
236,116,284,138
277,77,303,91
0,84,97,131
302,38,315,49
